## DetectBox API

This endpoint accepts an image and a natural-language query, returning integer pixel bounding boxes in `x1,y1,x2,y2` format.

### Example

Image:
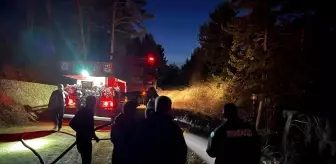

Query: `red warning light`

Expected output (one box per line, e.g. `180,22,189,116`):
147,53,155,66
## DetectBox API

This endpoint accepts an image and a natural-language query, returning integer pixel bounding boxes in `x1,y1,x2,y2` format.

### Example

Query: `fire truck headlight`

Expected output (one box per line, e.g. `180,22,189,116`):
81,70,89,77
110,102,113,107
103,101,108,107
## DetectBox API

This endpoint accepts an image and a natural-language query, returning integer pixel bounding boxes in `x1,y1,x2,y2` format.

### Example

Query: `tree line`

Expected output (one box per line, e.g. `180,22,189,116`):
0,0,160,84
165,1,334,163
169,0,331,117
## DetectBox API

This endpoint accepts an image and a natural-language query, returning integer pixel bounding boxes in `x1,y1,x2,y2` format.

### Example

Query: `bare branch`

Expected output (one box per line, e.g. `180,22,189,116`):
113,17,138,26
115,28,146,37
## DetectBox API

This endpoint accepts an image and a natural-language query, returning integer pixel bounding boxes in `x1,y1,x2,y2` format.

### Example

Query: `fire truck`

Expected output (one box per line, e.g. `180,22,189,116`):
59,61,126,117
59,55,157,117
120,55,157,104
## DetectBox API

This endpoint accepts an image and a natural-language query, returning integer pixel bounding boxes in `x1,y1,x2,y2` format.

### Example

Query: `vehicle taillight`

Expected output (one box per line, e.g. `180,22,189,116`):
103,101,108,107
68,99,75,106
102,101,113,107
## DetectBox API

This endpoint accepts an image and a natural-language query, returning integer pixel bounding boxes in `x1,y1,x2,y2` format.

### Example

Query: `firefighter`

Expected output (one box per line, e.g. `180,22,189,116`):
69,96,100,164
145,87,158,107
111,101,138,164
48,84,68,131
136,96,187,164
206,103,261,164
76,89,83,110
145,98,155,118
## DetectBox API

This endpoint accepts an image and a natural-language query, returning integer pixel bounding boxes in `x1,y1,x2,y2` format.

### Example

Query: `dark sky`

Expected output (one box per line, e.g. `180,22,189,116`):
144,0,225,66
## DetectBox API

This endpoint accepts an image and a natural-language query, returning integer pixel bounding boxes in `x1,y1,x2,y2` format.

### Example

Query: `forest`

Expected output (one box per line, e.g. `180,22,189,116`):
164,0,334,163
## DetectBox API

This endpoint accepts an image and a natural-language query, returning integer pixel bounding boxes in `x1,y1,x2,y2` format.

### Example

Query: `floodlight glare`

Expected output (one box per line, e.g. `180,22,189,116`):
81,70,89,77
10,139,49,151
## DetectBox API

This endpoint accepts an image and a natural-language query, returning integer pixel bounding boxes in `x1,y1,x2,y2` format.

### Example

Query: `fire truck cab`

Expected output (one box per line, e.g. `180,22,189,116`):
120,55,158,105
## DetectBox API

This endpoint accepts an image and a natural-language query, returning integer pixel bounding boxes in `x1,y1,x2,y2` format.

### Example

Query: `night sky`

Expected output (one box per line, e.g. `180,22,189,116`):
144,0,225,66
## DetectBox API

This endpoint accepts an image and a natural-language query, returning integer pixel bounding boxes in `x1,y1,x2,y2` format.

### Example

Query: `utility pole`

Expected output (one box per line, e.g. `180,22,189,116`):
76,0,87,60
110,0,117,60
27,0,35,31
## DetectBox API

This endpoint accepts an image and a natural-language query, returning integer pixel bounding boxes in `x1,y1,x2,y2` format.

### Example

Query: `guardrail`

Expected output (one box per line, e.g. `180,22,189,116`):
24,105,49,112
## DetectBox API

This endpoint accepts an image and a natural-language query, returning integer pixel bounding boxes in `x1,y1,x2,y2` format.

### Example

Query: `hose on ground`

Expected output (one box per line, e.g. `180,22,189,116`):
50,141,76,164
20,135,46,164
20,121,113,164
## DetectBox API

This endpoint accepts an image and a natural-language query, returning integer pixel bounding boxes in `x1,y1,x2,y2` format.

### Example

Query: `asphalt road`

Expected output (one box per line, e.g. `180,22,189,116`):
185,133,215,164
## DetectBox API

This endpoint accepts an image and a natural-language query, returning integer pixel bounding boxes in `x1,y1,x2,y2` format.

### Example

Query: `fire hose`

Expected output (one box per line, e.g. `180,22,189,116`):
20,121,113,164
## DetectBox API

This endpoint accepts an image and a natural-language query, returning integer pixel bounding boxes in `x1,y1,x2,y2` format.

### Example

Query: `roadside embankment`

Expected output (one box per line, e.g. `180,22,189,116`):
0,79,56,128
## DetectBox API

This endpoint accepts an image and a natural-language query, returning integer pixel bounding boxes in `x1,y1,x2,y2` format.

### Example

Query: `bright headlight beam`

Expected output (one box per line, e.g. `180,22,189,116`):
10,139,49,152
81,70,89,77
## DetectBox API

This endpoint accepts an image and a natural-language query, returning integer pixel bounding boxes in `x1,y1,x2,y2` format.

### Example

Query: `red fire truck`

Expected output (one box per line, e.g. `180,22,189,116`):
121,54,157,104
59,61,126,117
59,55,157,117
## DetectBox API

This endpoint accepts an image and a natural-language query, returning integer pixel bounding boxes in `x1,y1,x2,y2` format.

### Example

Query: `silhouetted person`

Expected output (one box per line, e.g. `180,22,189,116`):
48,84,67,131
69,96,99,164
145,98,155,118
111,101,138,164
137,96,187,164
144,87,158,105
76,89,83,110
206,103,261,164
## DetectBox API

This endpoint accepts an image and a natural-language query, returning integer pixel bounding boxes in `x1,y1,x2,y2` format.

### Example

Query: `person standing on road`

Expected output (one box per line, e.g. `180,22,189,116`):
144,87,158,106
111,101,138,164
136,96,187,164
145,98,155,118
206,103,261,164
48,84,68,131
69,96,100,164
144,87,158,118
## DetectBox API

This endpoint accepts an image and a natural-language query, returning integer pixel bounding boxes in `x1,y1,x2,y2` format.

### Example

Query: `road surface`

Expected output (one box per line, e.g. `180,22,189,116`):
185,132,215,164
0,108,213,164
64,113,215,164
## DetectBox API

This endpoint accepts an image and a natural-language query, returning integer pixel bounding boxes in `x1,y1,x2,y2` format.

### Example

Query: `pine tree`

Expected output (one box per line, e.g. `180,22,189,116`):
198,3,236,78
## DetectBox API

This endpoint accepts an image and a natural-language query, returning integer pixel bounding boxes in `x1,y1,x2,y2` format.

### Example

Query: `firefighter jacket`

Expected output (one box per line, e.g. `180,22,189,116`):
206,119,261,164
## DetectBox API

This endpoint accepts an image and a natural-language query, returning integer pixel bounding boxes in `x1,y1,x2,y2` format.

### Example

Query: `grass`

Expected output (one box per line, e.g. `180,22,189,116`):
0,102,36,128
0,129,112,164
158,81,232,137
158,81,230,117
